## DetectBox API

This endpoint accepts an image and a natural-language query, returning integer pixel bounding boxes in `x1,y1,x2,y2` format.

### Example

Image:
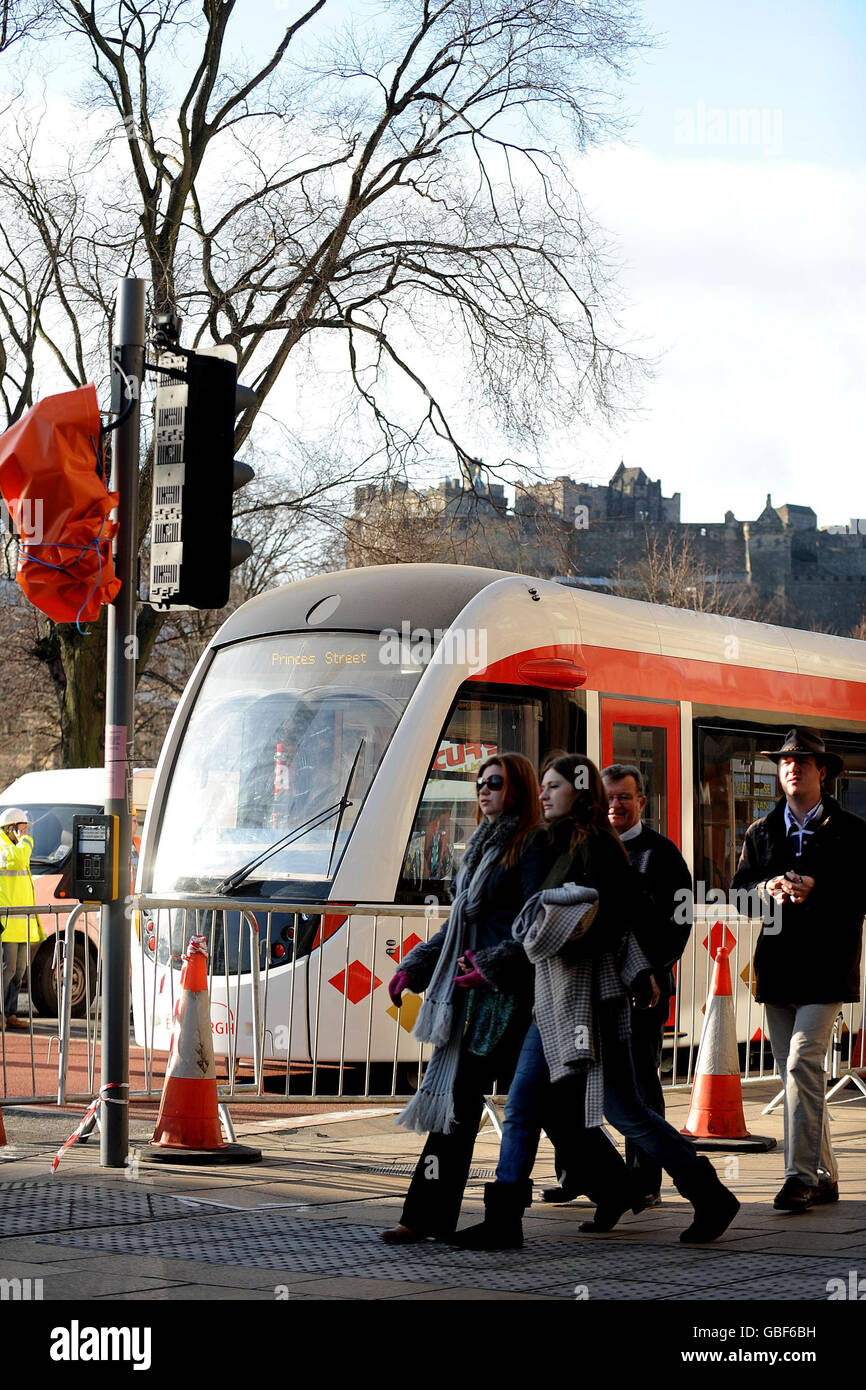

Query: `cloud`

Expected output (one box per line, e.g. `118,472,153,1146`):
565,146,866,526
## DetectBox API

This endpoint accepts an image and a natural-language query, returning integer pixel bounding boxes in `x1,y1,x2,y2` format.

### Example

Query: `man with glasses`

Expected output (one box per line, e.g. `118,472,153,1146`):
601,763,693,1207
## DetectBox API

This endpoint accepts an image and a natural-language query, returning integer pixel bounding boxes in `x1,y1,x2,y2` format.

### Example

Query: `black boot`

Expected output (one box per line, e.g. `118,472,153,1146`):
541,1183,580,1204
674,1155,740,1243
451,1181,532,1250
579,1171,647,1233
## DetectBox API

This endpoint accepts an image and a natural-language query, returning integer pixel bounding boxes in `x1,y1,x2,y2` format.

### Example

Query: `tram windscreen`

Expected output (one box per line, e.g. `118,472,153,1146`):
149,634,420,894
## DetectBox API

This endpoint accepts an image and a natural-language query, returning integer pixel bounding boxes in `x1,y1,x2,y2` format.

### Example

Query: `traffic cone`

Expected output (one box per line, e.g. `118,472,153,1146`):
681,924,775,1152
0,1108,7,1148
144,934,261,1165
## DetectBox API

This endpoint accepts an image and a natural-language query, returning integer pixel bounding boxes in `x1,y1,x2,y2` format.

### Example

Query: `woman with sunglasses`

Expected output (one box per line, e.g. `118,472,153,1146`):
454,752,739,1249
380,753,549,1244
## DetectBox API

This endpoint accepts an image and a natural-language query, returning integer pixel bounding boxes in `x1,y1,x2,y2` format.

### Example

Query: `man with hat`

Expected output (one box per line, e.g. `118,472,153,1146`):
732,728,866,1212
0,807,44,1030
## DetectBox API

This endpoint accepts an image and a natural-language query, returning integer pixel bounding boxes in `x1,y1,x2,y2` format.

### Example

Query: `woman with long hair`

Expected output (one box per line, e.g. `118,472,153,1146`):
380,752,549,1244
453,752,739,1249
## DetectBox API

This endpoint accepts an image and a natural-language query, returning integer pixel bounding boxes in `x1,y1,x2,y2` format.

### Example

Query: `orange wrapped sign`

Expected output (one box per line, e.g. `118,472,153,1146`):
0,384,121,624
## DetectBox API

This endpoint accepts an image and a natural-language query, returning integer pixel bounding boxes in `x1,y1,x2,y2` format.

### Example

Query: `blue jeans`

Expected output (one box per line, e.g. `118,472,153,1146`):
496,1022,631,1204
497,1017,699,1188
496,1022,548,1183
625,995,669,1193
599,1020,697,1178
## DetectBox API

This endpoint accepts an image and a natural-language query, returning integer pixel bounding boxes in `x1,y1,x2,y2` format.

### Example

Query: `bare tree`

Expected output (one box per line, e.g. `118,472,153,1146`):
613,531,754,616
0,582,60,785
0,0,649,763
0,0,50,52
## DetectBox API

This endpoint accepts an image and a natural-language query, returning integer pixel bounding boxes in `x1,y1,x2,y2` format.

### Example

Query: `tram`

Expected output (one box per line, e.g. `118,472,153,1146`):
132,564,866,1068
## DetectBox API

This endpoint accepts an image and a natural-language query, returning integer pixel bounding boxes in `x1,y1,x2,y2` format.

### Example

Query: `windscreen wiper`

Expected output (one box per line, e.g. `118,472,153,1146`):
217,738,366,895
326,739,365,877
217,802,344,895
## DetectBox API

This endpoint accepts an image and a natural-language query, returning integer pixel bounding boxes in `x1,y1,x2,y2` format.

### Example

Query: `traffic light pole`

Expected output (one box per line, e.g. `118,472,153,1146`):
101,278,146,1168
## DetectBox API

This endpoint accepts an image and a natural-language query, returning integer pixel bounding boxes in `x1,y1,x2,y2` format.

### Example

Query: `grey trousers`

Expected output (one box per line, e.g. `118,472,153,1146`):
764,1001,841,1186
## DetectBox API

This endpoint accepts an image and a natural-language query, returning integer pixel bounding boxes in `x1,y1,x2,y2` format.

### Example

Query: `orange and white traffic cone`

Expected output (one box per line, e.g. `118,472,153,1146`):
144,935,261,1165
681,924,775,1152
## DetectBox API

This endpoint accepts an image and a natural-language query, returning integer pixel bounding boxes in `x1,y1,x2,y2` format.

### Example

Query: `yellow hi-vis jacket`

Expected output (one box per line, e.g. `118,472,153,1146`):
0,828,44,943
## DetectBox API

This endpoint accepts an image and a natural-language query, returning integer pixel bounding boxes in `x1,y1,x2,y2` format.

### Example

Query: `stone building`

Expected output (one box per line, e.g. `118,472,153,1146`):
347,469,866,635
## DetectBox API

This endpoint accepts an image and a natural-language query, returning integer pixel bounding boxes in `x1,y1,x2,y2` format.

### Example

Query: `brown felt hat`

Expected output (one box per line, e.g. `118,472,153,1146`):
760,727,844,779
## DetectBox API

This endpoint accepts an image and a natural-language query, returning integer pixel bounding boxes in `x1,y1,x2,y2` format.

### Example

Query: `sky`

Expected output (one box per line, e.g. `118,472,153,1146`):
244,0,866,528
8,0,865,531
569,0,866,526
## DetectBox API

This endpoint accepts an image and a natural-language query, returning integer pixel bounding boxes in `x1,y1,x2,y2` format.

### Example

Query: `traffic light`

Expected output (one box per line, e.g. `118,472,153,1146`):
148,345,255,609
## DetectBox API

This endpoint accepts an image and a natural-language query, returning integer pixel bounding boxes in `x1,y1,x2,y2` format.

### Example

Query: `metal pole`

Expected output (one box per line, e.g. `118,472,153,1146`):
101,277,146,1167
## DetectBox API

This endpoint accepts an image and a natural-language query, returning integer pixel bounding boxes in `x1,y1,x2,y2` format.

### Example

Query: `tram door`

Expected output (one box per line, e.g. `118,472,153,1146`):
600,699,681,846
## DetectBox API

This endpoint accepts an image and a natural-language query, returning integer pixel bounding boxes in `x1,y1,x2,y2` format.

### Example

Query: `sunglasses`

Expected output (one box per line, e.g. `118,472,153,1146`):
476,774,504,792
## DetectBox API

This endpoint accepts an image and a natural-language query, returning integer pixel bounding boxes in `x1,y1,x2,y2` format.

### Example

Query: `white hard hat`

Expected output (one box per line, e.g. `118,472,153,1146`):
0,807,30,829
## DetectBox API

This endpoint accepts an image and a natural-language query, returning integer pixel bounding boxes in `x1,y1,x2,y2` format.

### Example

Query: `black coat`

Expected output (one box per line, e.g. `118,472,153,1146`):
623,824,693,995
401,829,550,995
731,794,866,1004
541,818,646,960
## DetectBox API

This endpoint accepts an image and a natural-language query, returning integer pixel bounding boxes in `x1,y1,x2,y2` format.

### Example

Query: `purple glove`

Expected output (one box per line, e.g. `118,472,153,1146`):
452,948,490,989
388,969,410,1006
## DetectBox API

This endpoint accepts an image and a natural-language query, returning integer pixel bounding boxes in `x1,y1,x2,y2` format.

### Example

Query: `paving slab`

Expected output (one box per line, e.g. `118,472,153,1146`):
0,1082,864,1330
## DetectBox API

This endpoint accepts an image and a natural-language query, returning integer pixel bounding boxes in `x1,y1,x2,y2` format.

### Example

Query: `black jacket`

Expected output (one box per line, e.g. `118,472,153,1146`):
731,794,866,1004
542,818,646,960
623,824,693,995
402,829,550,995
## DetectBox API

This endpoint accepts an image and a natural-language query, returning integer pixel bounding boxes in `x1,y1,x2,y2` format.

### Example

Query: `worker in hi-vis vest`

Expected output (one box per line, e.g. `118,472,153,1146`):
0,807,44,1029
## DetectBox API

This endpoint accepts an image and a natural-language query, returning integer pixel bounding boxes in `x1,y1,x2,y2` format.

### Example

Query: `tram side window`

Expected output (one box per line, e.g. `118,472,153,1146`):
609,722,667,836
397,692,544,903
695,722,866,889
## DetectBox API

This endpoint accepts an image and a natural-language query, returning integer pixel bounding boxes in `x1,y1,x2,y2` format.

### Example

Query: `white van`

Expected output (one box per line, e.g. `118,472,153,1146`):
0,766,154,1015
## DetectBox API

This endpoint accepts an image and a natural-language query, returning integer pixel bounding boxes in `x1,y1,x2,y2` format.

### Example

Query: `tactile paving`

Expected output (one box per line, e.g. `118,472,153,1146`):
0,1177,855,1299
0,1178,187,1237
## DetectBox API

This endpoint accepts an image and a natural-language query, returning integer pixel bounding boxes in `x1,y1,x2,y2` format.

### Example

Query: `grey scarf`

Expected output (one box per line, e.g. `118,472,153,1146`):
396,814,519,1135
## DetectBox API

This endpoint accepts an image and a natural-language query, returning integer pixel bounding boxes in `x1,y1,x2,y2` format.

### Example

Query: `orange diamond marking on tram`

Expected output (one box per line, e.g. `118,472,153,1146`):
703,922,737,958
329,960,383,1005
387,995,422,1033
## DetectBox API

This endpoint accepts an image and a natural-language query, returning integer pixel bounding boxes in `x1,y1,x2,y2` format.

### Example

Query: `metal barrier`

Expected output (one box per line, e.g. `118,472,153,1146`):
131,894,866,1105
132,896,445,1104
0,901,101,1108
4,892,864,1112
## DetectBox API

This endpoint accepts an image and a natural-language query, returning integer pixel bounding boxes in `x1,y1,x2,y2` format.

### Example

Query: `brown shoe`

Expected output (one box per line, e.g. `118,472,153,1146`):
813,1178,839,1205
380,1224,426,1244
4,1016,29,1031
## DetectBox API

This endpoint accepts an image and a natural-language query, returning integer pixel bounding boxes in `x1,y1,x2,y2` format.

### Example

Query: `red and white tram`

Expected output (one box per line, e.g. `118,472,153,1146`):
133,564,866,1071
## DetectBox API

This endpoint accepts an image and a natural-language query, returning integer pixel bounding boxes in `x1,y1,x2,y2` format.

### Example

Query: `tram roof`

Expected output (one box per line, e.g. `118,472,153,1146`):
213,564,512,644
213,563,865,686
